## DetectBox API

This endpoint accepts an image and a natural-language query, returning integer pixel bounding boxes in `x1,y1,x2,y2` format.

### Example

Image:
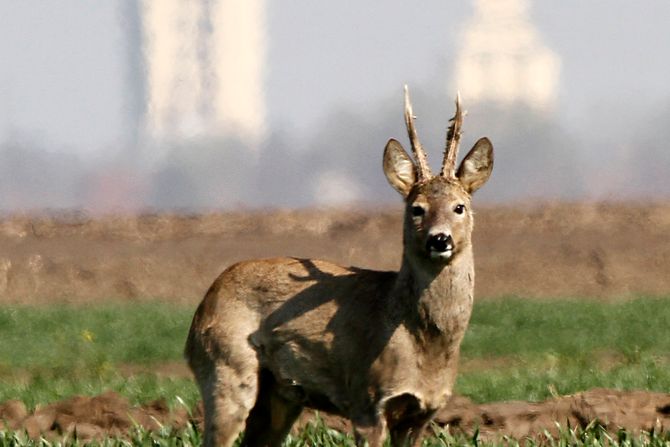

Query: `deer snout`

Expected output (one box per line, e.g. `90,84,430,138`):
426,233,454,256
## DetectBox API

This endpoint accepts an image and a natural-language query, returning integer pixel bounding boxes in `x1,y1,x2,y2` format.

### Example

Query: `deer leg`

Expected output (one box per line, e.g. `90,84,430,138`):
388,421,429,447
383,393,435,447
353,419,387,447
387,411,434,447
196,360,259,447
240,369,303,447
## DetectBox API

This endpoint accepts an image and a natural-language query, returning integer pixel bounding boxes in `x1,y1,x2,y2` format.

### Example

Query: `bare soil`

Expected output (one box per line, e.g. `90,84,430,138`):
3,389,670,441
305,389,670,440
0,202,669,304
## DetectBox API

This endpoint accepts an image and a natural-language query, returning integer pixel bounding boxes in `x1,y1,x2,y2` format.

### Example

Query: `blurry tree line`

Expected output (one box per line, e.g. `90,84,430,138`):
1,88,669,213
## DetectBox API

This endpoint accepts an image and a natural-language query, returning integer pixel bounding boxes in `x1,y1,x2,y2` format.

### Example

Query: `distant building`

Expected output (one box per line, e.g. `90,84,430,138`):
453,0,560,109
140,0,266,146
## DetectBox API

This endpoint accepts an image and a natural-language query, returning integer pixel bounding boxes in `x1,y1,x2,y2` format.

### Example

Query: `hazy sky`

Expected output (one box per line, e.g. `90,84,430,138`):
0,2,669,210
1,1,669,152
0,2,124,153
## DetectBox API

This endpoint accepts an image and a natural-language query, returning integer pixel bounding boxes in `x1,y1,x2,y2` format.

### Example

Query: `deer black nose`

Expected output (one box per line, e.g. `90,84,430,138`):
427,233,453,253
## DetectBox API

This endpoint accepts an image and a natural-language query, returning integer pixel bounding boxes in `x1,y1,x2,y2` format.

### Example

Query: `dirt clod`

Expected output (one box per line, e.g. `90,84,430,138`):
6,389,670,441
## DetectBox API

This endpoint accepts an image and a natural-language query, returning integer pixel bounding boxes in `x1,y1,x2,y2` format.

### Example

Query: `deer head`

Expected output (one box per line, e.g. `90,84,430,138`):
383,86,494,268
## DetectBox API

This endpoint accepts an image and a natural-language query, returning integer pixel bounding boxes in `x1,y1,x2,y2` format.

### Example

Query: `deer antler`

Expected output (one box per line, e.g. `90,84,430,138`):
441,93,464,179
403,85,431,181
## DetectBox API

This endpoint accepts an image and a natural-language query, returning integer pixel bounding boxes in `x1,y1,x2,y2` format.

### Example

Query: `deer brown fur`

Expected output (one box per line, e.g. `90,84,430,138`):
185,86,494,446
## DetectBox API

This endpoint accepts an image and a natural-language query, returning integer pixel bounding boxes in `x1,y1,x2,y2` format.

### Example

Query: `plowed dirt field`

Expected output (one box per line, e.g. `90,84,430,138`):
3,389,670,441
1,203,668,303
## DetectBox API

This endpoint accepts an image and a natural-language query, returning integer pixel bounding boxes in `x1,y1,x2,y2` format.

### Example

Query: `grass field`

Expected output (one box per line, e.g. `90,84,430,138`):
0,302,198,409
3,420,670,447
458,297,670,402
2,296,670,444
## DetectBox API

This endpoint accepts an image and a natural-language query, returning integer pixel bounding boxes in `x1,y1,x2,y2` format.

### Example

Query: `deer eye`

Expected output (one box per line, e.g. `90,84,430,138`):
411,205,426,217
453,204,465,215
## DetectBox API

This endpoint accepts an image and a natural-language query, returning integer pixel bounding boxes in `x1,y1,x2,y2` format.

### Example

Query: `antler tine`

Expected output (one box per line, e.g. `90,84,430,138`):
441,92,464,178
403,85,431,181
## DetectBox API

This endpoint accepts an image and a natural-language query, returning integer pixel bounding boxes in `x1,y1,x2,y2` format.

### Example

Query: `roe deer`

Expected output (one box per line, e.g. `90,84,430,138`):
185,86,494,446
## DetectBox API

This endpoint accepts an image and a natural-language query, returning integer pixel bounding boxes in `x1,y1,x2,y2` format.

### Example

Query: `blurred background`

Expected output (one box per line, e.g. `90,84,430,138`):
1,0,669,213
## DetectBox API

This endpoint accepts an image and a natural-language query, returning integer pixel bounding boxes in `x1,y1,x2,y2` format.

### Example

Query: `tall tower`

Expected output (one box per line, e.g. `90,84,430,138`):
453,0,560,109
140,0,266,146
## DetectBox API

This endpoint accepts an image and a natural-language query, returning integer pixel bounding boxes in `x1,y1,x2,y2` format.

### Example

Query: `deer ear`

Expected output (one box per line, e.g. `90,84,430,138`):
383,139,416,197
456,137,494,194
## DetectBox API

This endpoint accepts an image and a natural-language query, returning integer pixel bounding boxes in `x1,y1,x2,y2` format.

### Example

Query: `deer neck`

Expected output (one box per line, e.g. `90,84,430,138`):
395,247,475,336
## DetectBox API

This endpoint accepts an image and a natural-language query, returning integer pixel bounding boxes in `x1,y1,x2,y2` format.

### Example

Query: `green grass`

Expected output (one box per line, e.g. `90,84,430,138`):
457,354,670,403
463,297,670,357
0,371,199,411
458,296,670,402
0,423,203,447
2,297,670,407
3,420,670,447
0,302,192,369
0,302,198,409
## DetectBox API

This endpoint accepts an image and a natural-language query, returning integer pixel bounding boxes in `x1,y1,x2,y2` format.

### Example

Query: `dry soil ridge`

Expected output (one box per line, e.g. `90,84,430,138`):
0,203,669,304
2,388,670,441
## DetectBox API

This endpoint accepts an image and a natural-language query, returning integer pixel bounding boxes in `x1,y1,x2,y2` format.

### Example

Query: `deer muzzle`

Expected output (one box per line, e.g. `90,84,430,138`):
426,233,454,260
